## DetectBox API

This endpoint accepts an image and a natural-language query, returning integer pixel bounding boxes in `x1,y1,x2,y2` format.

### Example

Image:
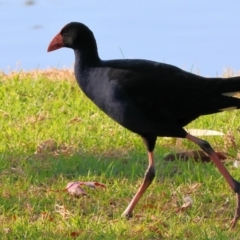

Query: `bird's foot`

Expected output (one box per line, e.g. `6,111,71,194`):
121,210,133,219
230,192,240,229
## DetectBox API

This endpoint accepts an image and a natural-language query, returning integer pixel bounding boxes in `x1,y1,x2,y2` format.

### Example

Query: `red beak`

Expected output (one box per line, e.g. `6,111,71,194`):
47,32,64,52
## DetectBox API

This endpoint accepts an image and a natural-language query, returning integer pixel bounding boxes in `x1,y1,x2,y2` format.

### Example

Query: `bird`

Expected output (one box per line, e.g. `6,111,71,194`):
48,22,240,228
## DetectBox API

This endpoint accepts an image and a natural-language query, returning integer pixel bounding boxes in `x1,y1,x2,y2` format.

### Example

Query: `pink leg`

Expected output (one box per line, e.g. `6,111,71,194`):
186,133,240,228
122,152,155,217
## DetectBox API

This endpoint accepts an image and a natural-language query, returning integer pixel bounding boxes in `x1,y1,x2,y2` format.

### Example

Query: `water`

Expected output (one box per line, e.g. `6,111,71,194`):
1,1,240,76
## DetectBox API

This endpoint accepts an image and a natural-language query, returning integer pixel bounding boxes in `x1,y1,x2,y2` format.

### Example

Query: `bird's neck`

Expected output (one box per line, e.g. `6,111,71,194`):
74,45,100,69
73,48,99,92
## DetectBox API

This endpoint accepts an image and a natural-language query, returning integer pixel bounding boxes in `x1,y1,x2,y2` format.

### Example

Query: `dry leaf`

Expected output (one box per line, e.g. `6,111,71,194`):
193,216,202,223
3,228,11,234
67,117,81,125
183,196,193,205
35,139,75,158
224,131,237,150
66,181,106,197
147,225,163,236
11,167,25,175
70,231,81,238
55,204,71,219
66,182,87,197
109,200,117,207
35,139,57,154
41,212,54,221
0,109,9,117
189,183,201,191
80,181,106,189
25,111,49,124
177,196,193,212
180,201,192,211
223,197,230,207
185,183,201,194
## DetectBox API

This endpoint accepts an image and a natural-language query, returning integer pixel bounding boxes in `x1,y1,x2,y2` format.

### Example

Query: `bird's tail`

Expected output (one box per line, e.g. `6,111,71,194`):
220,76,240,96
216,76,240,111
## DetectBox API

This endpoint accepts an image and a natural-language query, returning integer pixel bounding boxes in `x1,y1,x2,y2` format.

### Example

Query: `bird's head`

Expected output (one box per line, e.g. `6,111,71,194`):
47,22,95,52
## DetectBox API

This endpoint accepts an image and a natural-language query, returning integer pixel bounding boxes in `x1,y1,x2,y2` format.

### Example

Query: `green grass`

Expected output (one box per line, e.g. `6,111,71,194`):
1,69,240,239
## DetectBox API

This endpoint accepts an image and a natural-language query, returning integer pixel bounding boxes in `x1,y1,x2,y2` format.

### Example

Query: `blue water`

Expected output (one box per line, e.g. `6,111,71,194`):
1,1,240,76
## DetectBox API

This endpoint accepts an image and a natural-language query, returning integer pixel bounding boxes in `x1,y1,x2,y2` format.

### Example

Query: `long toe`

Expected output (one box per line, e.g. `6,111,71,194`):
230,192,240,229
121,211,133,219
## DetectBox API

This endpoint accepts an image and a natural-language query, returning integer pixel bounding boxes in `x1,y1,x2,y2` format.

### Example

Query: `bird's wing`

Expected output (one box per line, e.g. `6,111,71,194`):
106,61,222,126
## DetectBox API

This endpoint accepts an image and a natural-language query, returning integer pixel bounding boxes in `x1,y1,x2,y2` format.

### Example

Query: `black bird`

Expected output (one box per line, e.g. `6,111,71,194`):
48,22,240,228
